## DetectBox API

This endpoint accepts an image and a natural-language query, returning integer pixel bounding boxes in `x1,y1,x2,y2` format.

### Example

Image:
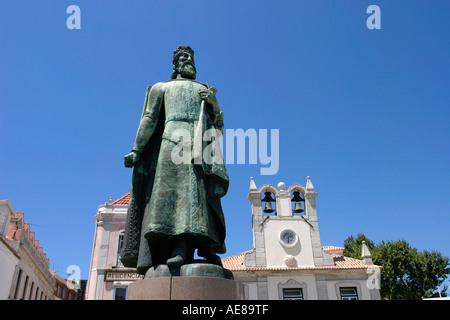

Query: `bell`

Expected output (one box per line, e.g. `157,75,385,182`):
291,191,305,214
264,201,275,213
293,201,304,214
262,191,275,213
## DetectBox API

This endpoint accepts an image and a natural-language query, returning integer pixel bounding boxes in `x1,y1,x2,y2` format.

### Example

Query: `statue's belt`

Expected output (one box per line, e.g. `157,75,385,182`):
164,116,200,125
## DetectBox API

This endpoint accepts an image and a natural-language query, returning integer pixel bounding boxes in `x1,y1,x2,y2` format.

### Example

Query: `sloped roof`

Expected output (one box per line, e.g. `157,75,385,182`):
222,248,377,271
3,208,50,266
112,193,130,205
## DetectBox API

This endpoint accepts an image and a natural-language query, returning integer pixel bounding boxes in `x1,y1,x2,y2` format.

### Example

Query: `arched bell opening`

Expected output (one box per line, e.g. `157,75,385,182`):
291,190,305,216
261,191,276,216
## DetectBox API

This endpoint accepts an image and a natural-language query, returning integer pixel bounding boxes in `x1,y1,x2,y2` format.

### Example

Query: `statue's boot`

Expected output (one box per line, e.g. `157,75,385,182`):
167,237,187,267
198,247,223,267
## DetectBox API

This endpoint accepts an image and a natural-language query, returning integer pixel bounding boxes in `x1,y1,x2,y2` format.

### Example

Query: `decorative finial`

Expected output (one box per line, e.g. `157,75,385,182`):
361,241,373,265
249,177,257,191
306,176,314,191
277,182,286,191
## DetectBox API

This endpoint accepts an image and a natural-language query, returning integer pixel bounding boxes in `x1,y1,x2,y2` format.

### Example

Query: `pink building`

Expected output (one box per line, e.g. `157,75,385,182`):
86,194,142,300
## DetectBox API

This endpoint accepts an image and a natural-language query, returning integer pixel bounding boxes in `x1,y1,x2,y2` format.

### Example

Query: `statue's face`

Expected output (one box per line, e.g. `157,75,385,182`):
175,51,196,79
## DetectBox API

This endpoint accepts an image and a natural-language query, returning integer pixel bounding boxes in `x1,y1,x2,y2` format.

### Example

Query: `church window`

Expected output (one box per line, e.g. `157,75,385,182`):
283,288,304,300
339,287,358,300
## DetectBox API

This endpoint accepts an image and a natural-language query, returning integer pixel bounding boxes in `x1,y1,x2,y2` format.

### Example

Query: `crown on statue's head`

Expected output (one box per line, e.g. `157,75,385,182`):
173,45,194,64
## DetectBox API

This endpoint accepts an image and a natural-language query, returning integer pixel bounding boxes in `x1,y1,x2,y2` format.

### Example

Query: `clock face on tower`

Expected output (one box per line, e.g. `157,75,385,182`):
279,229,298,248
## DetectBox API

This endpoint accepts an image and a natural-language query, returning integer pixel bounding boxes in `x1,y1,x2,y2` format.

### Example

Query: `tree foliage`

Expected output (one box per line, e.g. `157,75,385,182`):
343,234,449,299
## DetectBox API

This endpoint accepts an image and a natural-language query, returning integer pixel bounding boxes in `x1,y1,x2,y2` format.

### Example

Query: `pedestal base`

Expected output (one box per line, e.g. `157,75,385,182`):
127,276,242,300
144,262,234,279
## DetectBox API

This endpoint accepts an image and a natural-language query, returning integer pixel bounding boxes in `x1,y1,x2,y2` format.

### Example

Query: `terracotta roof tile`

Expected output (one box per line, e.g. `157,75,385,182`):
323,246,345,255
222,251,251,270
113,193,130,205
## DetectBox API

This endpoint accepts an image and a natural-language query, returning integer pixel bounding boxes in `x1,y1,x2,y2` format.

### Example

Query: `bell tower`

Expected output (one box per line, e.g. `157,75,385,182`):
244,177,334,268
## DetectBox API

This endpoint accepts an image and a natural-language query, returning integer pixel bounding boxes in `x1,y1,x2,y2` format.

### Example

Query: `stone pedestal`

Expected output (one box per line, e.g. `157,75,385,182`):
127,263,241,300
128,277,172,300
127,276,242,300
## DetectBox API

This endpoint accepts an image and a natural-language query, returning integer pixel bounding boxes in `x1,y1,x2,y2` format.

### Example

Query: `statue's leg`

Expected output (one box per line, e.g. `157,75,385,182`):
167,235,188,267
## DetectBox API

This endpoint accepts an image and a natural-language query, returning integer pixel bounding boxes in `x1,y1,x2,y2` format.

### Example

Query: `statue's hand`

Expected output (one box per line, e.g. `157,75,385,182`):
124,151,140,168
199,86,218,106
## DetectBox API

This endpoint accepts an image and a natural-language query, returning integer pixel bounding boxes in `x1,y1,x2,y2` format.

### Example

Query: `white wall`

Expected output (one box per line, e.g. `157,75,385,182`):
263,217,315,267
0,241,18,300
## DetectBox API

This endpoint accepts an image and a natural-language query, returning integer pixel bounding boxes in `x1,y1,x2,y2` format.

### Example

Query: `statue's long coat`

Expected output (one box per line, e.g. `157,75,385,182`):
120,79,229,275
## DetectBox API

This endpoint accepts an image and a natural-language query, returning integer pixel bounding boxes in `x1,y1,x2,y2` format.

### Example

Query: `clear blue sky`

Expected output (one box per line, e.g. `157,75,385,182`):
1,0,449,291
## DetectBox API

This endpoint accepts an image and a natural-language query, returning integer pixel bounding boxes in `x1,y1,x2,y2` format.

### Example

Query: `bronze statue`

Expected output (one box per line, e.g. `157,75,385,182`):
120,45,229,278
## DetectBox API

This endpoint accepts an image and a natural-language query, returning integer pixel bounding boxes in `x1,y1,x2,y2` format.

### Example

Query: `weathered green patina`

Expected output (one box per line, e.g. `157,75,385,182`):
120,46,229,278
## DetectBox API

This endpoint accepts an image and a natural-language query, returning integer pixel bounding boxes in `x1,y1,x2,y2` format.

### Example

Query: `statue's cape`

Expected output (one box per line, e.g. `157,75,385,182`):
120,83,229,269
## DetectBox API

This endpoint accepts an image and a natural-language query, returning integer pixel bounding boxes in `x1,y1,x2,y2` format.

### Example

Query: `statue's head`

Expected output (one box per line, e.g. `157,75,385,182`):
171,45,196,80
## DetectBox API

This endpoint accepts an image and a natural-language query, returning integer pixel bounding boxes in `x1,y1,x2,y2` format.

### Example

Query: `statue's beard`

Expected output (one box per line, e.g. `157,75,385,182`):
178,63,197,79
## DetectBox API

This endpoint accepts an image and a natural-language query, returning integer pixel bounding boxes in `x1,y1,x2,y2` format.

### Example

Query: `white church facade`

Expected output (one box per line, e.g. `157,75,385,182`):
221,177,381,300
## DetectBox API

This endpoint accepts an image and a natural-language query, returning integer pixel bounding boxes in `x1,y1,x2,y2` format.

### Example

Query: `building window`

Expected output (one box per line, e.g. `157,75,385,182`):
339,287,359,300
13,269,23,300
29,282,34,300
22,276,29,300
116,233,125,267
278,279,307,300
118,234,124,253
283,288,304,300
115,287,127,300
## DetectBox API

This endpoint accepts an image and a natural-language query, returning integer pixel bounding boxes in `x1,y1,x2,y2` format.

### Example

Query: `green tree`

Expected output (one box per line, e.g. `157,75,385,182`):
372,239,419,299
343,235,449,299
413,249,449,299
